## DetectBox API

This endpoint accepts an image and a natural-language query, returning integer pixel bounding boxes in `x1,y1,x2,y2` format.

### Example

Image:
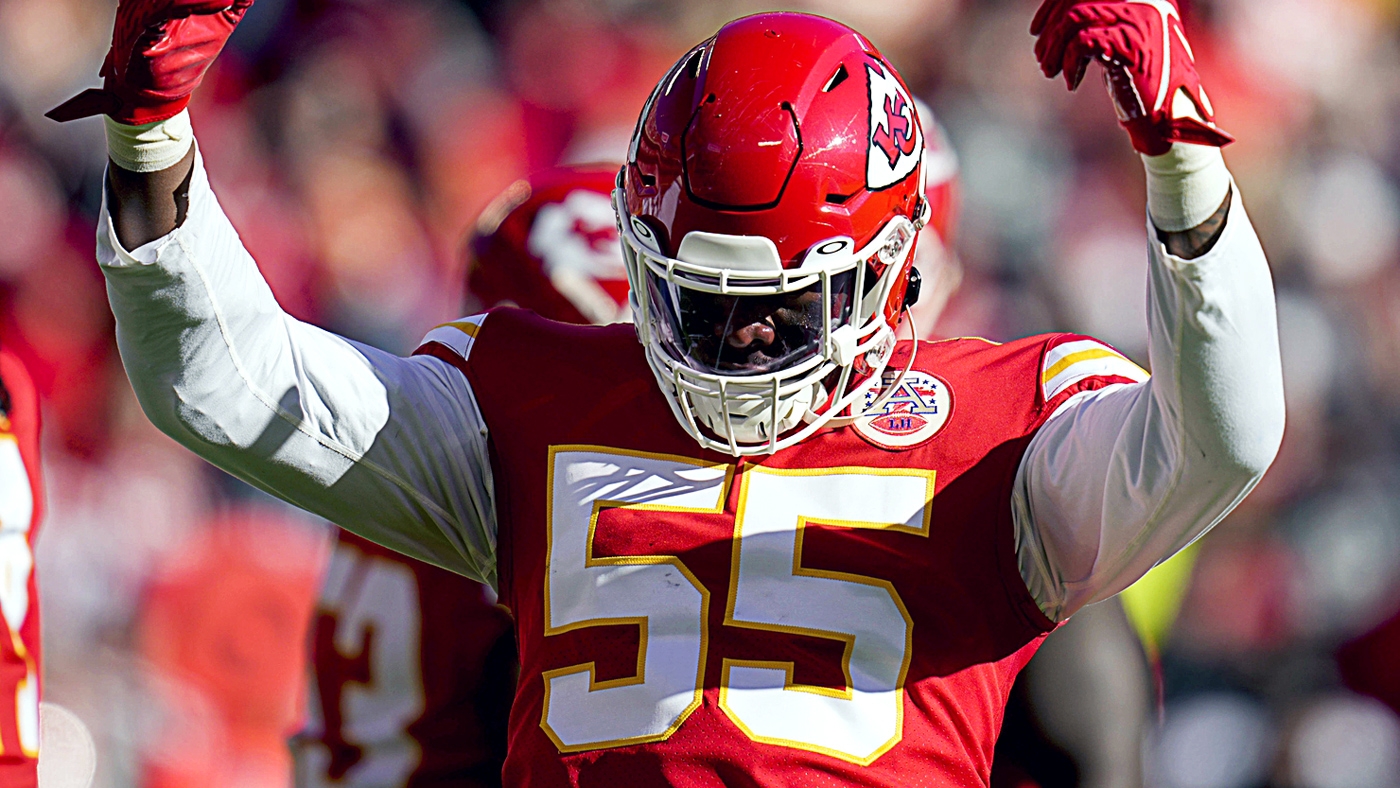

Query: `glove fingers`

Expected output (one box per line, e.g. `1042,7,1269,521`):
1032,0,1233,152
1061,39,1094,90
1031,0,1072,36
1036,17,1084,77
1064,3,1127,28
140,15,231,75
1077,25,1131,64
1035,3,1121,77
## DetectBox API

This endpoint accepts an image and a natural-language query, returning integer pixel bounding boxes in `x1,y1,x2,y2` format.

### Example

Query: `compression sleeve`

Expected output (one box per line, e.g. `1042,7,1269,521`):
1012,179,1285,621
97,148,500,586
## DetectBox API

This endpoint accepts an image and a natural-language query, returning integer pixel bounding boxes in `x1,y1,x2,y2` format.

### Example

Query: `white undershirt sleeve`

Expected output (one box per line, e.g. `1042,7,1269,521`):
97,148,500,586
1013,178,1285,622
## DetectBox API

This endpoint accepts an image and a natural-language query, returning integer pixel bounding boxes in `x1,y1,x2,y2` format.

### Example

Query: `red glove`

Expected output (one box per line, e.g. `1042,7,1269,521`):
1031,0,1233,155
46,0,252,125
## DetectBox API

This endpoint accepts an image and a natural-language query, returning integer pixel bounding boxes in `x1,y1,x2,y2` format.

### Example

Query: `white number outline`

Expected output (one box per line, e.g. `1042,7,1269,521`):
540,445,731,753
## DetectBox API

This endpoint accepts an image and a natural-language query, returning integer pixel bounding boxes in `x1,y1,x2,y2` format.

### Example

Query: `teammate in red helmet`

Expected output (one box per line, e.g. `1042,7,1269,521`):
69,4,1283,786
0,348,43,786
464,166,631,326
295,167,628,788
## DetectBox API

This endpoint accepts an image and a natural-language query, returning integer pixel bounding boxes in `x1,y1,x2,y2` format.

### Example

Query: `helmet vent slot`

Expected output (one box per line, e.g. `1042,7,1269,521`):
825,192,853,205
822,64,849,93
685,49,705,79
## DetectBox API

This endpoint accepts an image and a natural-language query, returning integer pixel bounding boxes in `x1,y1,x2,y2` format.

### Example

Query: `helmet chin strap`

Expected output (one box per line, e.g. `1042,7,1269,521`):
819,306,920,429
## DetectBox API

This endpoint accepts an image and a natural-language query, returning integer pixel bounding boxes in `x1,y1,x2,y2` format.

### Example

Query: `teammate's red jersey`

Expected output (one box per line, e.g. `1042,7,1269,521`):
295,530,516,787
298,164,624,788
0,350,42,787
416,309,1145,787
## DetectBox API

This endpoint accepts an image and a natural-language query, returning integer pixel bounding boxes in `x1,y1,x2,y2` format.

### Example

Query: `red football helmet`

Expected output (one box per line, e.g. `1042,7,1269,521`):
466,166,630,326
618,12,930,455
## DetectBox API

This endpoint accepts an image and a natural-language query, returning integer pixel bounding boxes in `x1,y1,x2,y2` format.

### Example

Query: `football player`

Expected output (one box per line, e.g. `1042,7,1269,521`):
0,345,43,785
55,2,1285,785
293,166,628,788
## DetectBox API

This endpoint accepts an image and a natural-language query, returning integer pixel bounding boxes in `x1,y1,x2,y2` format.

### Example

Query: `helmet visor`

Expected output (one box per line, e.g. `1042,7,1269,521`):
645,269,856,376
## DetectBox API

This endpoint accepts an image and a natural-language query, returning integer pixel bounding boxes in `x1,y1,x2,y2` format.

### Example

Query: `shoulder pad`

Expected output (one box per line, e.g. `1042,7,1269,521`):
419,314,489,362
1042,338,1149,401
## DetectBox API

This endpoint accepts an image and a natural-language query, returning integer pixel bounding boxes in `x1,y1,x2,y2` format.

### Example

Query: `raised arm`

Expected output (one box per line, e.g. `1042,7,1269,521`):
1015,0,1286,620
52,1,499,584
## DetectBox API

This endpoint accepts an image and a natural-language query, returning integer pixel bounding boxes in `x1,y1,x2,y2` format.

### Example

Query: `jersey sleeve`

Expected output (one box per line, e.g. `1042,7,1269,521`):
96,147,499,586
1012,181,1285,621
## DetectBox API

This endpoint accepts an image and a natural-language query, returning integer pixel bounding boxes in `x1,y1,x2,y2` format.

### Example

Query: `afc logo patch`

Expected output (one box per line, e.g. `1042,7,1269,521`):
866,62,924,191
854,370,953,450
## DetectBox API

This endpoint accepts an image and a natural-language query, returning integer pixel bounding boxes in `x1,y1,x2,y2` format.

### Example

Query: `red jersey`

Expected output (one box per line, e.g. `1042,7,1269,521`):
295,530,516,787
416,309,1143,787
0,350,42,787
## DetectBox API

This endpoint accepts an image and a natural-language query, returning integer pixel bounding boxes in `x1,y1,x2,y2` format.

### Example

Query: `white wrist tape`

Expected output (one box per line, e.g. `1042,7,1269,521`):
104,110,195,173
1142,143,1232,233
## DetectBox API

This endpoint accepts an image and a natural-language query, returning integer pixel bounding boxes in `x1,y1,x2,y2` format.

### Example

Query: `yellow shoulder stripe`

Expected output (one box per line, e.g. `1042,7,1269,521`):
419,314,489,361
1042,347,1123,385
441,320,483,339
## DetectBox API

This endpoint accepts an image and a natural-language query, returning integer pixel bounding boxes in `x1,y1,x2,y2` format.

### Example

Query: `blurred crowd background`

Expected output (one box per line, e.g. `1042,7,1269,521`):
5,0,1400,785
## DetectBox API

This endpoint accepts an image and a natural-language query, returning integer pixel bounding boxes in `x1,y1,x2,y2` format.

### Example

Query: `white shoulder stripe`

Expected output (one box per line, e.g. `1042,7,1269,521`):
420,314,488,362
1043,339,1149,400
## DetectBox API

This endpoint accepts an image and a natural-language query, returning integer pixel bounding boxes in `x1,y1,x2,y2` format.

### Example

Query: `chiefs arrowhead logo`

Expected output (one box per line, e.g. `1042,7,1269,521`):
873,93,919,167
866,63,923,191
528,190,630,323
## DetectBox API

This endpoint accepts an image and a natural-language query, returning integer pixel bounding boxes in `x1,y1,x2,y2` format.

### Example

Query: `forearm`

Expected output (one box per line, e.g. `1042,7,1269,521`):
1145,142,1234,258
104,111,197,249
1016,154,1285,620
1158,188,1230,259
99,145,500,585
